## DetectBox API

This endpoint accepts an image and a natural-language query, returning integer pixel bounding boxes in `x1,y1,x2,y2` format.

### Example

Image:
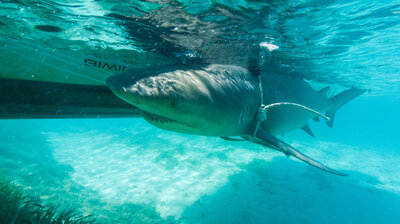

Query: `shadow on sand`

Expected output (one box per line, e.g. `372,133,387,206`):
181,157,400,224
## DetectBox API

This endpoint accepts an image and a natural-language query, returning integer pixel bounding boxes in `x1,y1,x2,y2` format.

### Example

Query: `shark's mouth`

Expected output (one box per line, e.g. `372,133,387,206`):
141,110,176,124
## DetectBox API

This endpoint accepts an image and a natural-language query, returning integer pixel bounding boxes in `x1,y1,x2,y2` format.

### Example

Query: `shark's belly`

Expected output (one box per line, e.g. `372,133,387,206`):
261,107,317,134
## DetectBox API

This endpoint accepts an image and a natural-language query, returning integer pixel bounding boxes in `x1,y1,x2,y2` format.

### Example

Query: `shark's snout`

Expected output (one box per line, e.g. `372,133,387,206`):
106,74,144,106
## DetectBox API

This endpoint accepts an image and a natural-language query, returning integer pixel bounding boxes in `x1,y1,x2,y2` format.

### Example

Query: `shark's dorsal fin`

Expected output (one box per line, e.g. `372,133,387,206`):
319,86,330,96
244,128,347,176
300,123,315,138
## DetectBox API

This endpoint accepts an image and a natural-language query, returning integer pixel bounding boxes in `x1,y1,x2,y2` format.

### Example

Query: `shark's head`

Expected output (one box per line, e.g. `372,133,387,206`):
107,67,254,136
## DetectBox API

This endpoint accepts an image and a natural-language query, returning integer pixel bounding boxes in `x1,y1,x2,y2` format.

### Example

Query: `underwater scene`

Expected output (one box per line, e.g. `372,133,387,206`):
1,0,400,223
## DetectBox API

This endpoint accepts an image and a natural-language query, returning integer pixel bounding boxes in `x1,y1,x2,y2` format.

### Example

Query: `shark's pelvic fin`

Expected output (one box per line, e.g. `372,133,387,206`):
246,128,347,176
220,136,245,141
326,88,366,128
300,123,315,138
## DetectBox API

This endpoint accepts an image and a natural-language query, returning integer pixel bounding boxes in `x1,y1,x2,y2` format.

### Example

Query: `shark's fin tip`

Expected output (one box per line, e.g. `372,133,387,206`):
249,128,346,177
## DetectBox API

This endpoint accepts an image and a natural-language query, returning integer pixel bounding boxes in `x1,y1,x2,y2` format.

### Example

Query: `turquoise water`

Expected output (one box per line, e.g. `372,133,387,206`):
1,98,400,223
1,0,400,223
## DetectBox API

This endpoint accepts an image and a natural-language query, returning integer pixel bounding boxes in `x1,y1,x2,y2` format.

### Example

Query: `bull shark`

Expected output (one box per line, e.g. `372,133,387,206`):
107,64,365,176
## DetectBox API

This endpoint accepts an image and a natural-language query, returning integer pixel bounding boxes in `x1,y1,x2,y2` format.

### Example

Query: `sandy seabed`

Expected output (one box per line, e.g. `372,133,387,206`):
0,117,399,224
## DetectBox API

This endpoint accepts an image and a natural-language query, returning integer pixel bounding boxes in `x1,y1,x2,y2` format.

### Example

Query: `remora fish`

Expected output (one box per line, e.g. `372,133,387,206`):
107,64,365,176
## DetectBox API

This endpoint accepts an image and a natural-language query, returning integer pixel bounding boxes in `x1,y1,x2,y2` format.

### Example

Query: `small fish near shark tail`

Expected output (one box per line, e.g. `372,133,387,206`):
326,88,367,128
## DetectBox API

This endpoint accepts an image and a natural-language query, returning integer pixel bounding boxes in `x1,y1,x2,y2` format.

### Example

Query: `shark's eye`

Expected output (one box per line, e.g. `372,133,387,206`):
169,99,177,107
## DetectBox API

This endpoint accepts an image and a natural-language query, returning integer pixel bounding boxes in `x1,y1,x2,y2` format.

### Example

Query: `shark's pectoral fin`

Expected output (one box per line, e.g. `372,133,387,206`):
245,128,347,176
220,136,245,141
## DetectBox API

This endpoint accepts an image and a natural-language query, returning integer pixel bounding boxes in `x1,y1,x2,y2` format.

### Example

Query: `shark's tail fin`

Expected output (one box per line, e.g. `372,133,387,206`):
326,88,366,127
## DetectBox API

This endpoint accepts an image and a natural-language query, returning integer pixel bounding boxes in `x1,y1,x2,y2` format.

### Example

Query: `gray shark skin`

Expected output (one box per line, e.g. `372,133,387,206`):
107,64,365,176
